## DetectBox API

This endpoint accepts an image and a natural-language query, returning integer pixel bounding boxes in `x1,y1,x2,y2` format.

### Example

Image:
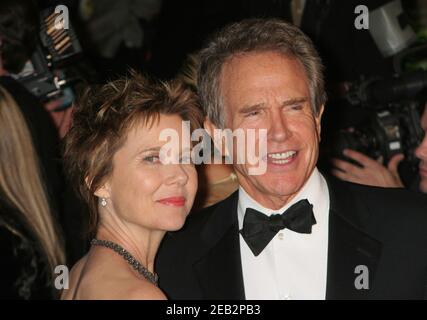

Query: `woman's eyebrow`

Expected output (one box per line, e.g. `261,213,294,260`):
134,146,162,157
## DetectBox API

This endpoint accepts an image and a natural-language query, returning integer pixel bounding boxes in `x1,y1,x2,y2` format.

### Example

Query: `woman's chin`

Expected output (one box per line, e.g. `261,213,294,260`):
159,214,188,232
161,222,186,232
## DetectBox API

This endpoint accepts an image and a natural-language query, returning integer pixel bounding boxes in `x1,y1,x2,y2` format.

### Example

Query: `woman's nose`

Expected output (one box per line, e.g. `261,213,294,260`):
166,164,189,186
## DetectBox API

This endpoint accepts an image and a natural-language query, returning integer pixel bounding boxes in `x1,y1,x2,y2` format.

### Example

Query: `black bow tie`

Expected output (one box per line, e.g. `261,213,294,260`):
240,199,316,256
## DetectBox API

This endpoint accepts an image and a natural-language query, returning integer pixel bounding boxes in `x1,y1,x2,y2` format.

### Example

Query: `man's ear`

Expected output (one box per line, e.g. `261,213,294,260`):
315,104,325,140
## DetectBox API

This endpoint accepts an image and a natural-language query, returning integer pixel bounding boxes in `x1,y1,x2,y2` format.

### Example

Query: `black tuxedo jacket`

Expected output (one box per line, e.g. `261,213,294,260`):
156,175,427,299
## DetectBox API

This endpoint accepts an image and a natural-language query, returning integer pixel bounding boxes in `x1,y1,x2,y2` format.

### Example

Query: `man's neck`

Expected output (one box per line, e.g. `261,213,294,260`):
238,168,319,211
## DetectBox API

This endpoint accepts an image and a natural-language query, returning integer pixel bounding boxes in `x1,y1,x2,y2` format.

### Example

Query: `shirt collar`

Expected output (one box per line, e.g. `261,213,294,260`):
238,167,326,229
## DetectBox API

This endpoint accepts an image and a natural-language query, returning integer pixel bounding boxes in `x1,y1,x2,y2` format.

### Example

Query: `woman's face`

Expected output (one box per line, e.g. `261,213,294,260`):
99,114,198,231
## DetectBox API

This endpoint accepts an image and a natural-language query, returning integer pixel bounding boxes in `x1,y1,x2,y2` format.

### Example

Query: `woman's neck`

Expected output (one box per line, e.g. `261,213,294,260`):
96,218,165,274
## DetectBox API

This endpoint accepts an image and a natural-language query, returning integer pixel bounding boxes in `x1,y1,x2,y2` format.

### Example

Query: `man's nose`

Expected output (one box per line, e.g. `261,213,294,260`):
269,112,292,142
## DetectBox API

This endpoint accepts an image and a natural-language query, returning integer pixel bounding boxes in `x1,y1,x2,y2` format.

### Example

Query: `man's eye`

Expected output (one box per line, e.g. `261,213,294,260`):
144,155,160,163
291,104,303,111
245,111,260,117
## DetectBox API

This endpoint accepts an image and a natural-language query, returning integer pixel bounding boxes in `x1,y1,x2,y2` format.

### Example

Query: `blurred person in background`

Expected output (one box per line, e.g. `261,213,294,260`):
77,0,162,79
331,103,427,193
177,54,238,210
0,0,93,265
0,86,65,299
0,0,64,223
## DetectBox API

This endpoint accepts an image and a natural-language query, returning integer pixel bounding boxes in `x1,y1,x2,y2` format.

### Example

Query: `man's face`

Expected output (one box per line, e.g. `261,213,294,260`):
216,51,323,209
415,105,427,193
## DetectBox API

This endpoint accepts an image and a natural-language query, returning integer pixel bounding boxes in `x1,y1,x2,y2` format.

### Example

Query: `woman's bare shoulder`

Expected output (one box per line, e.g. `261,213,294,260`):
60,255,88,300
75,272,166,300
62,251,166,300
124,280,167,300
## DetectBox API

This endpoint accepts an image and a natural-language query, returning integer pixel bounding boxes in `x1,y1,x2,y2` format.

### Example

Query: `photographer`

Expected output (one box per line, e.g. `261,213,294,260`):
0,0,64,223
331,103,427,192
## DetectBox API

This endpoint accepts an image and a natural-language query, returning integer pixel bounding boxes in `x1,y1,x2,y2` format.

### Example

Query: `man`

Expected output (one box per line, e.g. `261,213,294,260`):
331,104,427,193
156,18,427,299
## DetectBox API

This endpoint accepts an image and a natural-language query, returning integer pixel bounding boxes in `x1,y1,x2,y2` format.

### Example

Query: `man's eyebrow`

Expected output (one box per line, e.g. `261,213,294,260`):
238,98,308,114
238,103,265,114
281,97,308,106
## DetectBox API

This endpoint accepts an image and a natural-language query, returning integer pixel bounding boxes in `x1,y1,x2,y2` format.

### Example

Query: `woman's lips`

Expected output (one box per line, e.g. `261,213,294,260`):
157,196,186,207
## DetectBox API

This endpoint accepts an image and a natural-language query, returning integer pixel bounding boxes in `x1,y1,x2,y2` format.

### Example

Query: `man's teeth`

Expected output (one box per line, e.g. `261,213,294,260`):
267,151,296,163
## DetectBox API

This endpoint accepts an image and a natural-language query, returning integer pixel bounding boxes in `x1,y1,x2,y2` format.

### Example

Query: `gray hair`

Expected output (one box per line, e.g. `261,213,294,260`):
197,18,327,128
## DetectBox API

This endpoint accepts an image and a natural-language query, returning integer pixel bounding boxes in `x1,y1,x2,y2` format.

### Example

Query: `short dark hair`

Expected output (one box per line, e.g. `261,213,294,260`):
63,72,203,235
0,0,40,73
197,18,327,128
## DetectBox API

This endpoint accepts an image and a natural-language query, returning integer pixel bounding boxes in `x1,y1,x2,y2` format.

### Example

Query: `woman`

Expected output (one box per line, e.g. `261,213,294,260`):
61,72,202,299
0,87,65,299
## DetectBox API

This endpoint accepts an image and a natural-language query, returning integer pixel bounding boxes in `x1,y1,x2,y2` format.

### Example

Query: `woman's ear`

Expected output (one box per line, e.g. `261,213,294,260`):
94,184,111,199
85,176,111,199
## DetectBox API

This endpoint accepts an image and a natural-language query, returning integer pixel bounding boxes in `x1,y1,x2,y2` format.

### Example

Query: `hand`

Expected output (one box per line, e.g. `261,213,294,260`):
331,149,404,188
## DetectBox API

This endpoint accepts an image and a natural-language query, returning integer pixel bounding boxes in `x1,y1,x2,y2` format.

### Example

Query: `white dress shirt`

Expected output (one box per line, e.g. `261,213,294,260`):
238,168,330,300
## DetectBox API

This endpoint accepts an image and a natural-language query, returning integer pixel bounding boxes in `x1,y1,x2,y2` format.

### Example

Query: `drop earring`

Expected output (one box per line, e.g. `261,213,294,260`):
101,198,107,207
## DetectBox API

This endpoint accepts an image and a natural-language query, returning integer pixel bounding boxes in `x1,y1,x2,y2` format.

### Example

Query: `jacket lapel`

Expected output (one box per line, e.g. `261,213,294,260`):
324,176,382,299
191,175,383,300
193,191,246,299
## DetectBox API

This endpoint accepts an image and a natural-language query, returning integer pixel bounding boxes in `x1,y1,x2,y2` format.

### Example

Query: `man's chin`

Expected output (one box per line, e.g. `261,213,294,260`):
256,180,301,199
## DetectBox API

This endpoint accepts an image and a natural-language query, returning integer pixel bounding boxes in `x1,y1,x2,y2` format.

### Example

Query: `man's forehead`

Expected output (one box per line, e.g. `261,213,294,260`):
219,52,307,92
222,51,298,71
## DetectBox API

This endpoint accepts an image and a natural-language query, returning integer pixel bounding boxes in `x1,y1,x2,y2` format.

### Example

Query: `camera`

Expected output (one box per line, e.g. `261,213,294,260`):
332,71,427,169
13,7,82,107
